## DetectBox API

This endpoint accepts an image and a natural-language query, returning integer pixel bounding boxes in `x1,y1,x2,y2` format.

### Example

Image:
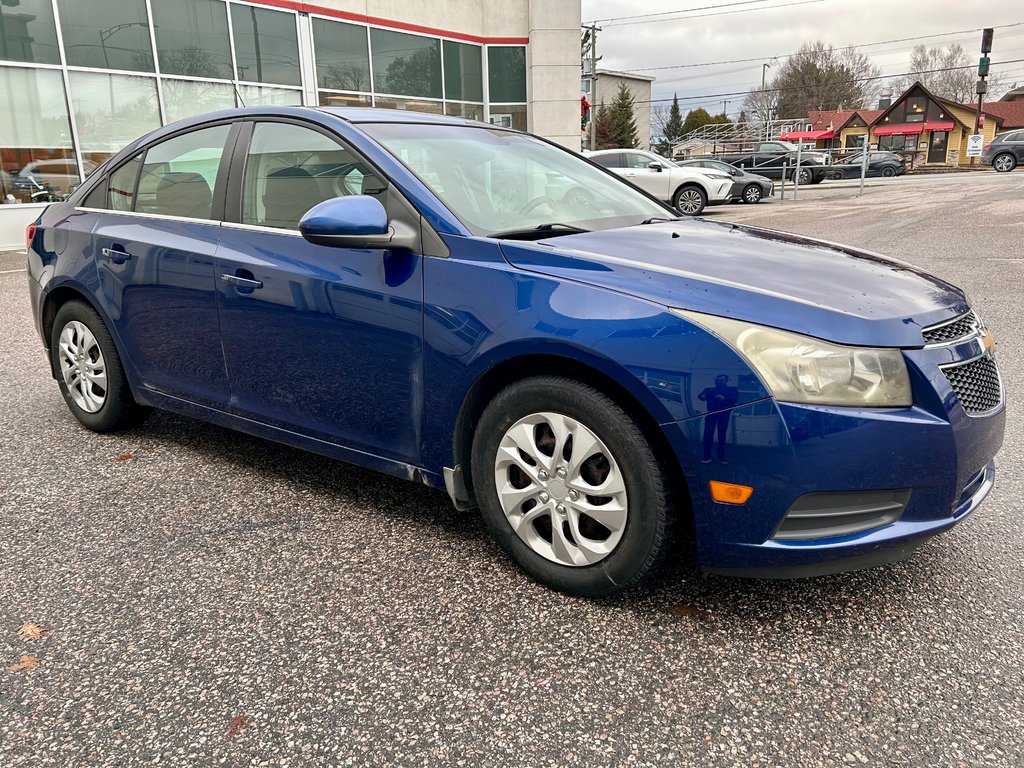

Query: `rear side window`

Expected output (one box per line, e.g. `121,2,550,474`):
241,122,386,230
108,155,142,211
1006,132,1024,143
590,153,621,168
135,124,232,219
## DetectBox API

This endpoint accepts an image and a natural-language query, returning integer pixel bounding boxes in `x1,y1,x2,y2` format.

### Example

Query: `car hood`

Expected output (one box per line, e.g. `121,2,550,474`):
499,219,967,347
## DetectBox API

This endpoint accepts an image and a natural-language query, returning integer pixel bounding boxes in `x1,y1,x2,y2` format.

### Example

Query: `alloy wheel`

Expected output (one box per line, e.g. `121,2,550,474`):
994,154,1016,172
493,411,628,567
743,185,762,203
676,189,704,215
57,320,107,413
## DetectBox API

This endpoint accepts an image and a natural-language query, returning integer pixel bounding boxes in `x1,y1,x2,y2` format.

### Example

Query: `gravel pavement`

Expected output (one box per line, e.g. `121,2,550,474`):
1,173,1022,766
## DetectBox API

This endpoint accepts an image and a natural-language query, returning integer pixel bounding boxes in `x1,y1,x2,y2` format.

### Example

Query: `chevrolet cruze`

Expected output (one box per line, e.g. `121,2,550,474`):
26,107,1005,596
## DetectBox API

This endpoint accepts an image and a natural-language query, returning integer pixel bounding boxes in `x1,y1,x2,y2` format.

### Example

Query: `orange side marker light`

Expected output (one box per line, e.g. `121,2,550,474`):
709,480,754,505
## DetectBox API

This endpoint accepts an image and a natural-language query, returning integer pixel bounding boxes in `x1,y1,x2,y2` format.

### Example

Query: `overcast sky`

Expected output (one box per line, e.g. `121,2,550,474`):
581,0,1024,117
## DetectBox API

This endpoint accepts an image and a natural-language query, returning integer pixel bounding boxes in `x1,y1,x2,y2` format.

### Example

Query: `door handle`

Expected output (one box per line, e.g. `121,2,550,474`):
100,246,132,264
221,272,263,293
624,172,637,177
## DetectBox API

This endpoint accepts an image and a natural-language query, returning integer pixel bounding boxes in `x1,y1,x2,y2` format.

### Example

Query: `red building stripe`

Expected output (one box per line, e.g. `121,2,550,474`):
247,0,530,44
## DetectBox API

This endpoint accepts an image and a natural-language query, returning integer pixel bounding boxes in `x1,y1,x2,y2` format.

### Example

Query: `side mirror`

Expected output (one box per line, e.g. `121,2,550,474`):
647,162,664,172
299,195,416,251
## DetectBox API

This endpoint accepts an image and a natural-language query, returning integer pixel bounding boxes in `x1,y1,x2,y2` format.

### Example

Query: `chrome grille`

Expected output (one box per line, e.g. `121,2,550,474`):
942,355,1002,415
923,311,979,345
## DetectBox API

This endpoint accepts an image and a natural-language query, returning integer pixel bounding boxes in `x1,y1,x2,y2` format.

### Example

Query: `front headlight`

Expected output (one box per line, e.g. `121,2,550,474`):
705,173,732,180
674,310,912,407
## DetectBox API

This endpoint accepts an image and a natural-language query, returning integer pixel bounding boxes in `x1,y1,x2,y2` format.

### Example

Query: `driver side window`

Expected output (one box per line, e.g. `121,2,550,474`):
241,122,386,230
624,152,654,169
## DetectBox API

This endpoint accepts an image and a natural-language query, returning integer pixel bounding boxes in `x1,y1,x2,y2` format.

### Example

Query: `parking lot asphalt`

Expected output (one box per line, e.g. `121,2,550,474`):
1,172,1022,767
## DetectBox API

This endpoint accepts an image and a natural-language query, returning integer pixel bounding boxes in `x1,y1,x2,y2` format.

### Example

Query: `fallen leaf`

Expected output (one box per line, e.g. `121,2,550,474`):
225,715,247,739
116,453,134,462
671,604,712,620
18,622,46,641
7,655,40,672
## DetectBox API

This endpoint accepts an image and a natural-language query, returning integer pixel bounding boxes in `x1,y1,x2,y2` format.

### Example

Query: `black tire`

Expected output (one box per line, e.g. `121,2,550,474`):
741,184,763,204
471,376,674,597
796,167,812,185
672,184,707,216
993,153,1017,173
50,300,150,432
881,166,896,177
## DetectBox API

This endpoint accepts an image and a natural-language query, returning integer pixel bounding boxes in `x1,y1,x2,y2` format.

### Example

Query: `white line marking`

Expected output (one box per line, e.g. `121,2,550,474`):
0,268,27,274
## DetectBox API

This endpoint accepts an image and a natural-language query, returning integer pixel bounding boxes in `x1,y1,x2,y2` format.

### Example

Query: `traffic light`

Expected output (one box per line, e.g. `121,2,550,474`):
979,57,990,77
981,28,994,55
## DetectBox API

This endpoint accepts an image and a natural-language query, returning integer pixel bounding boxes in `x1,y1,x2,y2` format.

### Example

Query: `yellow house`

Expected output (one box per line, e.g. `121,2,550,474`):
867,82,1004,166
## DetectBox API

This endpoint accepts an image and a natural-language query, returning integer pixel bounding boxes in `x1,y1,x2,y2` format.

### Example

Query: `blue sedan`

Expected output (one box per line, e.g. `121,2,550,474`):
26,108,1005,596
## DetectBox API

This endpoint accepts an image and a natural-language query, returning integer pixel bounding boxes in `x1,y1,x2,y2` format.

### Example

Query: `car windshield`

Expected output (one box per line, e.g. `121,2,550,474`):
361,123,671,236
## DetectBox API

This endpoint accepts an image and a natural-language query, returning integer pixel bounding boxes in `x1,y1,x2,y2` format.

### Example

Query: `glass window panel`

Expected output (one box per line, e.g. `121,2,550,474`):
56,0,153,71
236,84,302,106
230,4,300,86
68,71,159,168
313,18,370,92
374,96,443,115
370,28,440,99
241,121,385,230
318,92,372,108
443,41,481,102
444,102,483,122
162,78,235,123
0,0,61,65
487,46,526,103
1,66,79,203
108,153,142,211
135,124,230,219
151,0,232,79
488,104,526,131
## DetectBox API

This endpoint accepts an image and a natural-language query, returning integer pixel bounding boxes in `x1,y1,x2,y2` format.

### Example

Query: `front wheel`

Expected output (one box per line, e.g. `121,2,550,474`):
672,184,707,216
795,167,812,185
471,376,674,596
993,153,1017,172
741,184,763,204
50,301,150,432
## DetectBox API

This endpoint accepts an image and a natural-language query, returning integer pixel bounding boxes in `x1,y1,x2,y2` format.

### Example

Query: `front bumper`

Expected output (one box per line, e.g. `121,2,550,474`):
663,343,1005,578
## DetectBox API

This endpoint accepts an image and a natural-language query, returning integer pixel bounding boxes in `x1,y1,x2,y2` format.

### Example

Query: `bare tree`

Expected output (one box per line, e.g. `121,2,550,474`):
743,85,783,125
768,42,880,117
889,44,1004,104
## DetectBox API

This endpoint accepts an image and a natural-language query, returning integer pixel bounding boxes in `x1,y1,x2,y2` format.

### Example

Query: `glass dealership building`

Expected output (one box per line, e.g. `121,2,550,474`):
0,0,581,243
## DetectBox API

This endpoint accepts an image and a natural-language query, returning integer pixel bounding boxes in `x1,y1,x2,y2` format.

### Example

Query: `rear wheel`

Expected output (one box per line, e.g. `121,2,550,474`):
741,184,763,204
881,166,896,177
471,376,673,596
672,184,707,216
993,153,1017,172
50,301,150,432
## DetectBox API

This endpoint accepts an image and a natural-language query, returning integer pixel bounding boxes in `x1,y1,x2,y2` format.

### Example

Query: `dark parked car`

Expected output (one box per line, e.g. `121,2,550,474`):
982,129,1024,172
709,141,831,185
677,158,774,203
827,151,906,179
26,107,1005,596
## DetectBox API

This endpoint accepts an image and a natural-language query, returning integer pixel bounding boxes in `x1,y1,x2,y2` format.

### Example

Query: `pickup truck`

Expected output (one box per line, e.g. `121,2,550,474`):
708,141,831,184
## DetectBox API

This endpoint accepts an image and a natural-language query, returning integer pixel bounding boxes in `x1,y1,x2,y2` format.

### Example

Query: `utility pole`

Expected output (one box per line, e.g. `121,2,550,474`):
972,27,994,166
761,62,770,89
582,23,602,151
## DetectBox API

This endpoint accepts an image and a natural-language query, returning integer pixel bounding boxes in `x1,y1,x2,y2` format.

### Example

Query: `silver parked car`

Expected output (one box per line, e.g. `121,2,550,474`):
587,149,733,215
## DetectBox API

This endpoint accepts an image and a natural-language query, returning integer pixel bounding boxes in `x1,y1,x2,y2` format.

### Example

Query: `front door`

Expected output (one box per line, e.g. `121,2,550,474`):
620,152,671,201
215,120,424,463
928,131,948,164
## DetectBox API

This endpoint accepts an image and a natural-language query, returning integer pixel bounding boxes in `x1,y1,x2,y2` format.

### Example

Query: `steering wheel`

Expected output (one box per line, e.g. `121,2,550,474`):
518,195,557,215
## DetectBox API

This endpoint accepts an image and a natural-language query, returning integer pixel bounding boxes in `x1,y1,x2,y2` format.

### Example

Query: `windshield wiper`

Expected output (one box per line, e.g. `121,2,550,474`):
489,223,590,240
639,216,679,225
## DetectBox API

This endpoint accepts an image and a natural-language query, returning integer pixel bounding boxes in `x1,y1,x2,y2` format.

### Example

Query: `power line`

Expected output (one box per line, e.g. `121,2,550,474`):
624,58,1024,106
589,0,774,24
595,0,828,27
622,22,1024,73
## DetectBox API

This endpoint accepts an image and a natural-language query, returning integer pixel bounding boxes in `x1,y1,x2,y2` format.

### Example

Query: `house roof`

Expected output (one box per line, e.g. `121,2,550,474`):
1000,85,1024,101
979,100,1024,129
594,68,656,83
805,109,883,132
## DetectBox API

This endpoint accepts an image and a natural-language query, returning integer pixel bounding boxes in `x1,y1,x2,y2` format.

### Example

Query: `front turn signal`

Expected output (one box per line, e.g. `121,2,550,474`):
709,481,754,505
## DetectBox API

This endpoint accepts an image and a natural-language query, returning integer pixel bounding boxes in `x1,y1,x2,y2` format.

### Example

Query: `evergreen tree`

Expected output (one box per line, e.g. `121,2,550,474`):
607,83,640,148
665,94,684,143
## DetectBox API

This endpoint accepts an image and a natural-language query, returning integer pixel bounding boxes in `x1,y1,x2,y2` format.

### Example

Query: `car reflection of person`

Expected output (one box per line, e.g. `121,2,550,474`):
698,374,739,464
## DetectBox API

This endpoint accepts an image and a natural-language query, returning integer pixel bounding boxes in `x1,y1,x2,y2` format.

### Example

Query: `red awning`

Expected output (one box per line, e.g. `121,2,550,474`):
779,129,834,139
874,123,925,136
924,121,955,131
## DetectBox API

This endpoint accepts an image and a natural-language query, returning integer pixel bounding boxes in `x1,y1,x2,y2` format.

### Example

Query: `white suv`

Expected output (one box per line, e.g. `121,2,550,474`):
587,149,733,215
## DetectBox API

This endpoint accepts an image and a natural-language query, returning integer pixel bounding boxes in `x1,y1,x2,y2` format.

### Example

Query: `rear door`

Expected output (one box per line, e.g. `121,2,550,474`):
87,122,236,406
214,119,425,462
